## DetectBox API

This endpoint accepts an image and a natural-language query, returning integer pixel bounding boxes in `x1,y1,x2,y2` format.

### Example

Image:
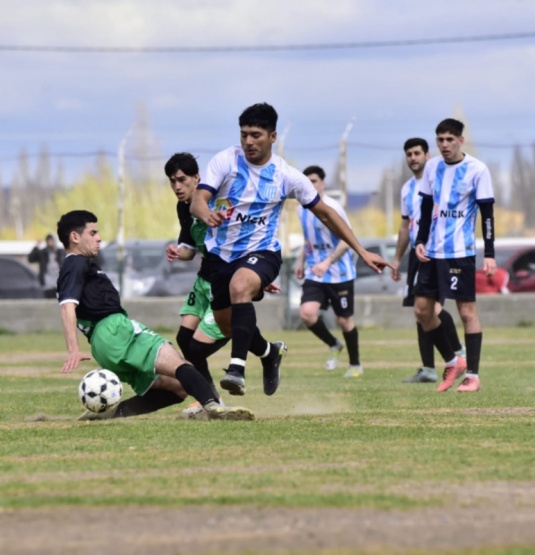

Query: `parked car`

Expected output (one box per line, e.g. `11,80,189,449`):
99,239,200,298
0,256,44,299
476,240,535,294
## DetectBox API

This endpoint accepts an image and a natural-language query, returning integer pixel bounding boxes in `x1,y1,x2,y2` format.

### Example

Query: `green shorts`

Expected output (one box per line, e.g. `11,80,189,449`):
90,313,168,395
179,276,226,341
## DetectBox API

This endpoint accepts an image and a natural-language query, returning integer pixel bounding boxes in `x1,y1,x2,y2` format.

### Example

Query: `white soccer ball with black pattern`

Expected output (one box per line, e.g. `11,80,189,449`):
78,369,123,413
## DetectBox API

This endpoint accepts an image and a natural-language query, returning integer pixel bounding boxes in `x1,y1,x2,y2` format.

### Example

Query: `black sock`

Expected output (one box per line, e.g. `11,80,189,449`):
188,337,230,387
230,302,256,365
248,326,270,358
175,363,218,406
176,326,195,360
343,327,360,366
428,323,455,363
438,309,462,352
114,390,184,418
308,318,338,348
465,332,482,374
417,322,435,368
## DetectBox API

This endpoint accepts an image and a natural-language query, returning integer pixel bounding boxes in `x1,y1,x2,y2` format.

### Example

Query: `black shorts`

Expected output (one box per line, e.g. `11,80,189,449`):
403,249,446,307
413,256,476,302
207,250,282,311
300,279,355,318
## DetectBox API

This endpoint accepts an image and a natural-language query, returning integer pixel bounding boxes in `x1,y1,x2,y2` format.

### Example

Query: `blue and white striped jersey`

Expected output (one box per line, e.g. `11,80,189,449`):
400,176,422,249
198,146,320,262
298,194,357,284
419,153,494,259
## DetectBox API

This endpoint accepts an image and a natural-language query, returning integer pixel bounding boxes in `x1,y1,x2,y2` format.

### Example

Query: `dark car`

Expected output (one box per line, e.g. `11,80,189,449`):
100,239,200,298
0,256,44,299
476,242,535,293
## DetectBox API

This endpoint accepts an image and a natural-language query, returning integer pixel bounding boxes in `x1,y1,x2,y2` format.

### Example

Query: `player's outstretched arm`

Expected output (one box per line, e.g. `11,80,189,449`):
60,302,91,373
309,200,393,274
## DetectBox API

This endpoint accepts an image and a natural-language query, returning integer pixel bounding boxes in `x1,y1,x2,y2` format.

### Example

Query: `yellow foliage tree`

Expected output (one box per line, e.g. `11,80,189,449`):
27,162,180,243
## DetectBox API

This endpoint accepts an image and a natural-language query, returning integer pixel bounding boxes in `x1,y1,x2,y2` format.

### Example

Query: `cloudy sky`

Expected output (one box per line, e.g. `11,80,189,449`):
1,0,534,193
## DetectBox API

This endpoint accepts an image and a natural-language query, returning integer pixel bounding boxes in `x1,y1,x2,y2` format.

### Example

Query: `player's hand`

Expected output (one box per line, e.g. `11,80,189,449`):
166,244,181,261
62,351,91,373
359,251,394,274
206,209,230,228
311,259,330,278
264,282,281,294
483,257,497,277
294,264,304,280
415,243,429,263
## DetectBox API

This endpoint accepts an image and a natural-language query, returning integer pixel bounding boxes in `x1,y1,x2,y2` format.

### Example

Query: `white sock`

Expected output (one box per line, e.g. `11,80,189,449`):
229,358,246,367
260,343,271,358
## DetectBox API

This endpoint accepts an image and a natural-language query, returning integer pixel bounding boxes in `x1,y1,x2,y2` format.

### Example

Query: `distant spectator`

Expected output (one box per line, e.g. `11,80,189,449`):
28,233,65,298
476,267,510,294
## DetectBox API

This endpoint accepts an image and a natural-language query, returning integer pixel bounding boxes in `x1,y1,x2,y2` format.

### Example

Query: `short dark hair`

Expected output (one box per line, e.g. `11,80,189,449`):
303,165,326,180
435,118,464,137
239,103,278,132
164,152,199,178
403,138,429,153
57,210,97,249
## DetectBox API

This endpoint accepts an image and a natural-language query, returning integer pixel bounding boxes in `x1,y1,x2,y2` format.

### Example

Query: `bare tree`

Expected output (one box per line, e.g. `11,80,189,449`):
2,146,65,237
376,157,412,212
487,162,506,208
8,174,24,238
0,171,5,234
126,102,164,190
53,159,66,190
510,145,535,229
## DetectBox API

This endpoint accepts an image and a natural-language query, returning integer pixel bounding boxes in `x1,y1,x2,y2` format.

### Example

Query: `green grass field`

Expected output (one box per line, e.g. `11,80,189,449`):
1,326,534,554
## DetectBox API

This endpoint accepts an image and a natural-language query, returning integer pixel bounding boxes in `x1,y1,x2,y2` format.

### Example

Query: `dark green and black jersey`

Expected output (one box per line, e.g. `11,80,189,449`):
57,254,126,337
177,201,211,282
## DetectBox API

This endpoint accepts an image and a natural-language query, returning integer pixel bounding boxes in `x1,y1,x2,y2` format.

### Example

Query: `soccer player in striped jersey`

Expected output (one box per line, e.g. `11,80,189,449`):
392,138,464,383
191,102,392,396
413,119,496,393
294,165,363,378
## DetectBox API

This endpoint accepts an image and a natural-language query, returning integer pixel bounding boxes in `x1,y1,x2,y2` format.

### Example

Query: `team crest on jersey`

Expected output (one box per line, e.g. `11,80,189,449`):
260,181,278,200
203,313,216,325
215,198,235,217
454,181,469,195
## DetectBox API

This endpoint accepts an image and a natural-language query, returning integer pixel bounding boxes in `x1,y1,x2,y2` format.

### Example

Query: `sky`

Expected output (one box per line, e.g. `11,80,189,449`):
1,0,534,194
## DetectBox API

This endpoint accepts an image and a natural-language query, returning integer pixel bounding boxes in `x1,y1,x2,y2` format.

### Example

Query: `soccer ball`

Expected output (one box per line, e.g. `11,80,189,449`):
78,369,123,414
